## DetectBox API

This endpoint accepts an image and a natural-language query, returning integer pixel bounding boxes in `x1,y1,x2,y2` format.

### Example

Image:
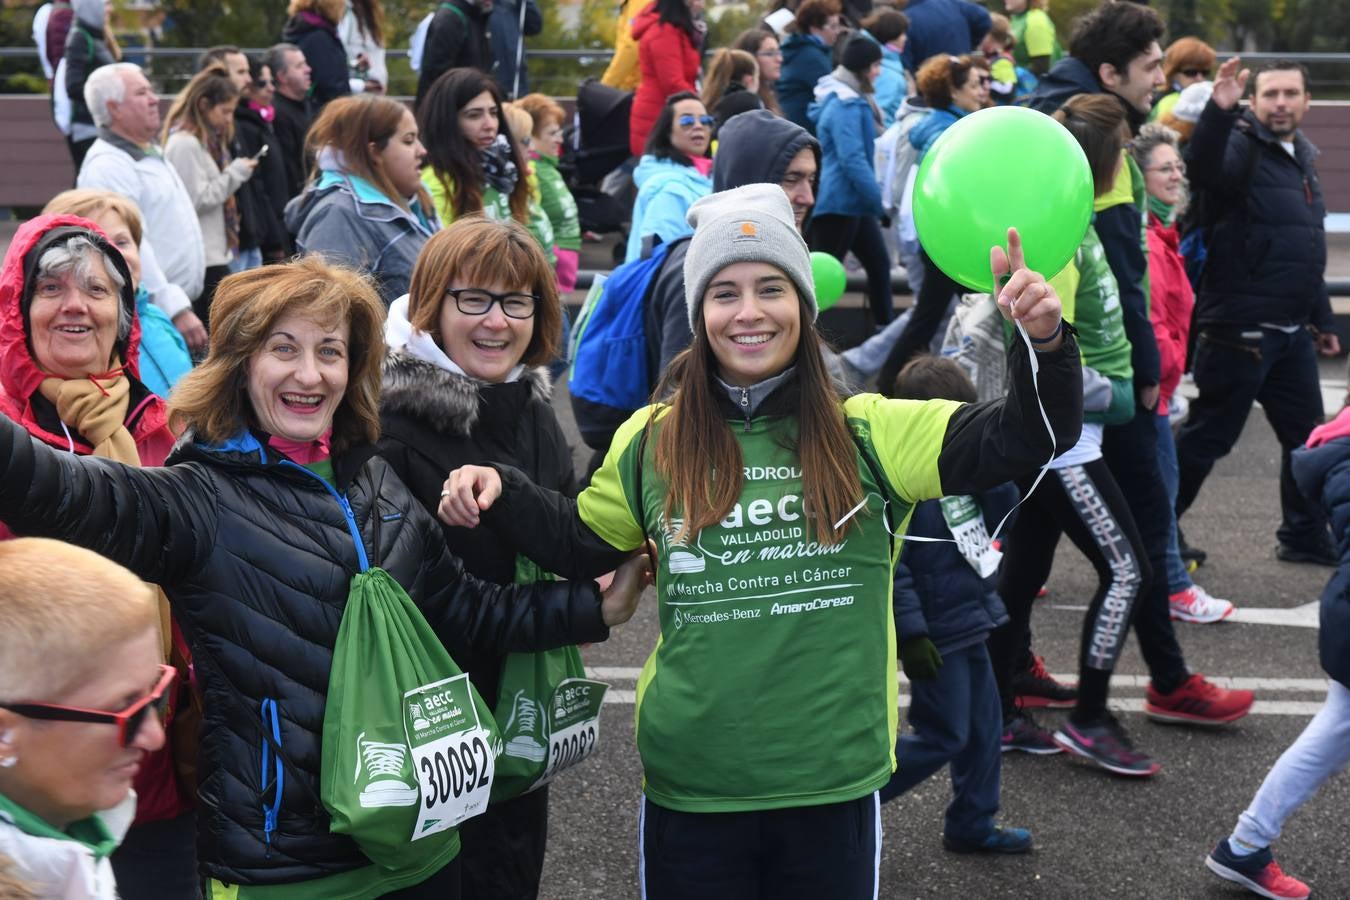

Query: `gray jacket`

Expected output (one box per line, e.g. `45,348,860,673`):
285,170,438,305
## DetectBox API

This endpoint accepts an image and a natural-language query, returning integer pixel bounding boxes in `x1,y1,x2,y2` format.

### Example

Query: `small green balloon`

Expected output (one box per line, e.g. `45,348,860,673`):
810,251,847,311
912,106,1094,293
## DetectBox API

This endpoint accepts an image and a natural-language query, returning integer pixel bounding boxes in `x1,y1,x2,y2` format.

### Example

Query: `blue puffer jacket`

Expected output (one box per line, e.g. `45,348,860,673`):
909,103,967,158
776,33,833,133
892,483,1016,654
860,30,908,126
810,74,884,218
1291,421,1350,688
624,155,711,263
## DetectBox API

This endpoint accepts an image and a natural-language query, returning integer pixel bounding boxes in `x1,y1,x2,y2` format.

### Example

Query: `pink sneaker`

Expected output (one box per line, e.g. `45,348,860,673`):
1169,584,1235,623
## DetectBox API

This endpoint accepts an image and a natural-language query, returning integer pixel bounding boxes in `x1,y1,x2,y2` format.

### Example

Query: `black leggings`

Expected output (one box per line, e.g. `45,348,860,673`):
809,213,893,327
878,249,962,392
991,458,1147,725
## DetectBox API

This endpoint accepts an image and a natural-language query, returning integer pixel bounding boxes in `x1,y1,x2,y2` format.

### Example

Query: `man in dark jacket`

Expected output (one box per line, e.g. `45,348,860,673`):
1023,2,1253,758
415,0,493,111
1176,58,1340,564
898,0,991,75
570,110,821,471
264,42,314,201
490,0,541,98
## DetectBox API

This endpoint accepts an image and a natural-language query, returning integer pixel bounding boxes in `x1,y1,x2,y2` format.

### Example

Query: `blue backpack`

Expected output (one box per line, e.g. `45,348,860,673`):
567,240,676,413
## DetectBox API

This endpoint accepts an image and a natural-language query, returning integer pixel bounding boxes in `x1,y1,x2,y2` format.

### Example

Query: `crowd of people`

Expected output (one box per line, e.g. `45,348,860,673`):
1,0,1344,898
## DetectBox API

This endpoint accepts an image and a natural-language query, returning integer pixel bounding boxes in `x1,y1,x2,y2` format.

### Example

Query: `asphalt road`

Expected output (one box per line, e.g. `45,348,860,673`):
533,355,1349,900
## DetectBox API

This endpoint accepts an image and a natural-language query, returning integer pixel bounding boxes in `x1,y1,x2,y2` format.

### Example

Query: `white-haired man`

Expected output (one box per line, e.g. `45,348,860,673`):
77,63,208,352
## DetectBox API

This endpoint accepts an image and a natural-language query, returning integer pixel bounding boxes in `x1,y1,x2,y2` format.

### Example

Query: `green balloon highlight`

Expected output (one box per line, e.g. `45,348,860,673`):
912,106,1094,293
810,251,847,311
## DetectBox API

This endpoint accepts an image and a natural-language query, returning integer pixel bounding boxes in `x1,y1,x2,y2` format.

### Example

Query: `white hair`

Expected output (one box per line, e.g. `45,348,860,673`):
34,236,131,343
84,62,144,129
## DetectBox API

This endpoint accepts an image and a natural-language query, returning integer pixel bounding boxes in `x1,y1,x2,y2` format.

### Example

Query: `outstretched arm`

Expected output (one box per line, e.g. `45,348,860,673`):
0,414,217,584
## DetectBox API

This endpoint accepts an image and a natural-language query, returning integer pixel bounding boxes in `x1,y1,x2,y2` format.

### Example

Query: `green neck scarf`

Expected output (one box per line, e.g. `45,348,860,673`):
0,792,119,859
1148,193,1176,226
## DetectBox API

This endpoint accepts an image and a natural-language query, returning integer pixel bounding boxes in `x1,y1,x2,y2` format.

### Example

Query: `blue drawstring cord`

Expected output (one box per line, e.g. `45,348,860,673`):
260,698,284,854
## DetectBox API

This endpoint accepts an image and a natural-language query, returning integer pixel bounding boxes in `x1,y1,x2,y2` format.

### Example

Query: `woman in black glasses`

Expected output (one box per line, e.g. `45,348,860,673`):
1151,37,1215,124
379,216,628,899
624,91,713,263
0,538,173,900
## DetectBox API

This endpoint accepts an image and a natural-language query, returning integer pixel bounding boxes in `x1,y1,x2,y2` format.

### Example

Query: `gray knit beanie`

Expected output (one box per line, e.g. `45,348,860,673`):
682,183,816,330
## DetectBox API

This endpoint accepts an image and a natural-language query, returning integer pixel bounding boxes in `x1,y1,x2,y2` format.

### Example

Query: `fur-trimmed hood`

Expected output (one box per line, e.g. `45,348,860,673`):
380,350,553,437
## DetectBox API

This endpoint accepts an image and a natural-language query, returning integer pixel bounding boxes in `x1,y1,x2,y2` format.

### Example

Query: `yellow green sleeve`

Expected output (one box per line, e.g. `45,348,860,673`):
842,394,961,502
575,406,667,551
421,165,457,227
1023,9,1056,59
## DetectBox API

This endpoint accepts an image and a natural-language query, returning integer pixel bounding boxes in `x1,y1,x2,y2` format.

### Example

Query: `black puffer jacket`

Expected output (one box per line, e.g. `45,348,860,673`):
378,353,625,708
0,417,609,886
232,103,290,257
1186,101,1333,331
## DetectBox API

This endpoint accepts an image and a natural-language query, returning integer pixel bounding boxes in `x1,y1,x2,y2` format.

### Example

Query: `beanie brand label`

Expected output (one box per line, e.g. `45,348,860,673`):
732,221,763,242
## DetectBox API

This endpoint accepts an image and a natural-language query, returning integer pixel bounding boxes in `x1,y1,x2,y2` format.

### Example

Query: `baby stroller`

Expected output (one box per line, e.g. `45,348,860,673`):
562,78,635,263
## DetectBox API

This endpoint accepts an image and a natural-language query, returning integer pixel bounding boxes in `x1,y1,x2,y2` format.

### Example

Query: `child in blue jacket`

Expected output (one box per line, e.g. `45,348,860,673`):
878,356,1032,855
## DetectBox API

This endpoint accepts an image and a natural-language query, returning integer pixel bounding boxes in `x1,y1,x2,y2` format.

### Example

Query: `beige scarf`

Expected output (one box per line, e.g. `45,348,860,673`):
37,366,173,659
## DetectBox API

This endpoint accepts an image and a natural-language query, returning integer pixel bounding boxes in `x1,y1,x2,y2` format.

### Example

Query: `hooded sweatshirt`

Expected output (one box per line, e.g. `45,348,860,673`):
810,68,884,219
623,154,712,263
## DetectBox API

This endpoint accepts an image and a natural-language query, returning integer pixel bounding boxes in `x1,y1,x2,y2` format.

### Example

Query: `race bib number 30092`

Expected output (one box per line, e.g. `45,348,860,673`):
403,673,495,840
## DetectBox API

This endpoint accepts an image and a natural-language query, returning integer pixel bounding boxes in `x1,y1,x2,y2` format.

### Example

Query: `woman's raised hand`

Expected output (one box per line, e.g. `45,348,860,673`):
600,539,657,627
437,465,503,528
992,227,1064,350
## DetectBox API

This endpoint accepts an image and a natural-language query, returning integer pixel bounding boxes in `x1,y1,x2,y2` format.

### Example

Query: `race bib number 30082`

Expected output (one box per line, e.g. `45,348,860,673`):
532,678,607,790
403,673,495,840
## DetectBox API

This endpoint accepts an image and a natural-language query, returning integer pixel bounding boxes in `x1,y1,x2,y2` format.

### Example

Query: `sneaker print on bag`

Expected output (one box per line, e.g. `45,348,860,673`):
501,690,548,763
354,731,420,808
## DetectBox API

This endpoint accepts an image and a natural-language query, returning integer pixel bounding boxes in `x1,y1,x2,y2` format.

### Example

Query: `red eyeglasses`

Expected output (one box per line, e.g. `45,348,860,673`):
0,664,176,747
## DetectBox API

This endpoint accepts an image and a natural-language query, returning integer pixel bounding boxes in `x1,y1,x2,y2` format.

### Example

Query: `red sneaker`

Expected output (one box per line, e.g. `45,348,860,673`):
1146,673,1254,725
1013,655,1077,709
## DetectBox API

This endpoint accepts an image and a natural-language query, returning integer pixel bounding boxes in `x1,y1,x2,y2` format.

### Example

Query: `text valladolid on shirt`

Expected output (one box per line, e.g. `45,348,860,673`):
576,395,959,812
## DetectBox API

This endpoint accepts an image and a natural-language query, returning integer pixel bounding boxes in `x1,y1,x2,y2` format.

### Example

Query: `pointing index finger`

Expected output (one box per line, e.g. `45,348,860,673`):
1005,227,1026,273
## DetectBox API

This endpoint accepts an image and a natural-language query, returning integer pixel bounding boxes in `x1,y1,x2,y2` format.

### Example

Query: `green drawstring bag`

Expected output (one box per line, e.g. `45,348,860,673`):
490,557,609,801
322,568,501,873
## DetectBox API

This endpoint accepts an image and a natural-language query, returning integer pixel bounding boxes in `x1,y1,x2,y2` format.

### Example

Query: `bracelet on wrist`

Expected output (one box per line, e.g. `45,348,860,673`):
1028,320,1063,345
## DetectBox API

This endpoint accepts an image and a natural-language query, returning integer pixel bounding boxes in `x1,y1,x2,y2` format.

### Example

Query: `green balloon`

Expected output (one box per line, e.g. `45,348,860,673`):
912,106,1094,293
810,251,847,311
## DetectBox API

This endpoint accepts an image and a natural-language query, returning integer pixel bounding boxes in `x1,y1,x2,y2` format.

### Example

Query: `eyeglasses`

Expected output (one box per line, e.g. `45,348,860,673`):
0,665,175,748
677,114,715,129
757,49,782,58
1179,68,1208,78
446,288,538,319
976,75,991,87
1148,162,1186,176
255,78,274,88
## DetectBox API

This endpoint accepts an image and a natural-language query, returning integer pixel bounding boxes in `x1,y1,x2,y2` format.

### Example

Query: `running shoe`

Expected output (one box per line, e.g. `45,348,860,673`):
1000,711,1063,755
944,825,1033,855
1206,839,1310,899
1169,584,1235,623
1053,714,1160,777
1178,528,1207,568
1012,655,1077,708
1145,673,1254,725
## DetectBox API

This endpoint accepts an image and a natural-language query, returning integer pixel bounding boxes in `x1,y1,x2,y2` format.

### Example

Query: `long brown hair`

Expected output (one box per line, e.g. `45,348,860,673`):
701,48,758,112
731,29,782,115
406,216,561,367
161,65,239,145
169,257,386,454
305,94,432,215
653,296,861,546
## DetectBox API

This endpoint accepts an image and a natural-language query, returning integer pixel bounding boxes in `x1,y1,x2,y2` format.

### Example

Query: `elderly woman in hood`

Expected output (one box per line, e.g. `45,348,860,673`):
0,214,198,898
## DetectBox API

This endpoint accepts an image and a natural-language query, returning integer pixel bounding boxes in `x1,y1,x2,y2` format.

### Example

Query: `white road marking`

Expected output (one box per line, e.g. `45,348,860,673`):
1050,602,1320,628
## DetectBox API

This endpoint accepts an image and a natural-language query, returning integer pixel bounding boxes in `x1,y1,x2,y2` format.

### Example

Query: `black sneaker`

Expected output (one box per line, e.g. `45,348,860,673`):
1011,655,1077,709
1275,540,1338,567
1053,714,1160,777
1001,711,1064,755
1178,527,1207,568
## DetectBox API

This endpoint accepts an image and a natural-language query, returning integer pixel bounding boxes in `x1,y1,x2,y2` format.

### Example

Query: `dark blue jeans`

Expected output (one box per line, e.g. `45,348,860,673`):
879,641,1001,843
1103,406,1189,693
1176,324,1328,548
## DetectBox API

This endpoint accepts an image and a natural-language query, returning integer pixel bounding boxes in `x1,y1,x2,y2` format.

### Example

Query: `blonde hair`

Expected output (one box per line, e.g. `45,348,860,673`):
287,0,345,23
516,93,565,138
43,189,145,246
406,216,561,367
501,103,534,150
168,257,387,453
0,539,156,702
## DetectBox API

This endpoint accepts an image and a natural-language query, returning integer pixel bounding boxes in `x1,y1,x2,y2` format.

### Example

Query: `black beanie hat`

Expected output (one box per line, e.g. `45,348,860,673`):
841,34,883,73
